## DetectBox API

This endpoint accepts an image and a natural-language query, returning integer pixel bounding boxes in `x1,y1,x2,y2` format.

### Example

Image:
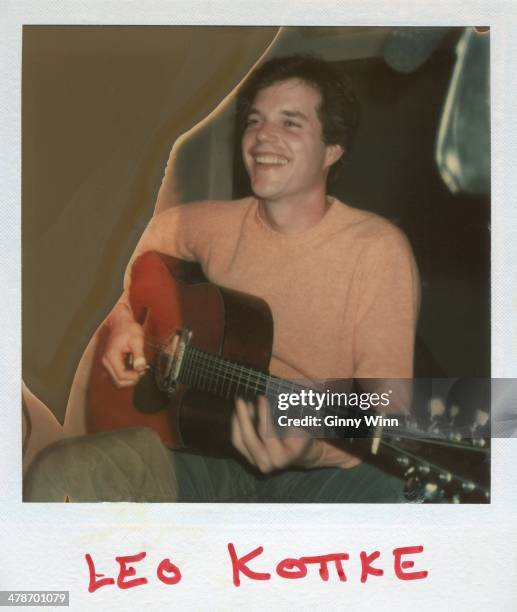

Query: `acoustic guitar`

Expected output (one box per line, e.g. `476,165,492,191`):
86,251,490,503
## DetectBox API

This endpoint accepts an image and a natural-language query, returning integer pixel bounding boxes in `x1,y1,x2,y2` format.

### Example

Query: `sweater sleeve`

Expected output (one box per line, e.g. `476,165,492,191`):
352,224,420,379
112,198,251,317
116,202,216,310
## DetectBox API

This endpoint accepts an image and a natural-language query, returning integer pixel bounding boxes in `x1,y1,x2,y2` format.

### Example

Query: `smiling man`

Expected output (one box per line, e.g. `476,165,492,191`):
241,78,342,232
25,55,419,503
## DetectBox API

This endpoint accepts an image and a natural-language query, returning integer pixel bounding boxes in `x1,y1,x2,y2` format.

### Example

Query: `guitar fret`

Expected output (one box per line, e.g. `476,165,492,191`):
222,361,231,399
213,354,221,395
180,345,293,406
217,357,225,397
199,351,208,392
225,361,233,399
194,351,204,391
257,372,266,396
186,348,195,386
226,361,236,399
215,355,222,396
245,365,253,398
191,349,200,384
205,353,214,394
179,348,189,385
197,353,209,391
236,363,246,397
200,354,211,394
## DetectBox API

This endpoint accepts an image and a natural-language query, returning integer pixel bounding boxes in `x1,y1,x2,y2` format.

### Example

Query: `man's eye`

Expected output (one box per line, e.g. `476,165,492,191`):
245,117,259,127
285,120,301,128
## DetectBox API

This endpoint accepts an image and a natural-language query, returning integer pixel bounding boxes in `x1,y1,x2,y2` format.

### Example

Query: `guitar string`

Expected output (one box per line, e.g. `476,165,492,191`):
142,338,476,435
135,340,489,453
182,349,489,444
176,348,490,453
140,337,281,394
179,348,490,494
139,336,487,439
129,337,489,491
122,333,489,494
184,348,299,398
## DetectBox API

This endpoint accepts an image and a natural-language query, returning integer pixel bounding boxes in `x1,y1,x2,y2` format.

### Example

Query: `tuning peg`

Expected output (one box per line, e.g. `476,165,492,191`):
429,397,446,417
462,481,476,492
447,431,463,442
450,405,460,419
423,482,445,502
403,476,425,502
475,409,490,427
439,472,452,482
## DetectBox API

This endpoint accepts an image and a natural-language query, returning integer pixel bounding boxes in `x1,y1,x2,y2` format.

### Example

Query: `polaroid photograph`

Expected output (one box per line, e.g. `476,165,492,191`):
22,24,490,504
2,2,516,610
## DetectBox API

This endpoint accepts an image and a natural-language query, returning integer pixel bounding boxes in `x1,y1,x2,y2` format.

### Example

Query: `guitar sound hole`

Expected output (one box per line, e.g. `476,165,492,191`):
133,370,170,414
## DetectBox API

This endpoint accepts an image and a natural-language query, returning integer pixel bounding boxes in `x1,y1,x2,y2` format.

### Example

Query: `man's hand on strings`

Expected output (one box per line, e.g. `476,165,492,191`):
102,303,147,388
231,395,323,473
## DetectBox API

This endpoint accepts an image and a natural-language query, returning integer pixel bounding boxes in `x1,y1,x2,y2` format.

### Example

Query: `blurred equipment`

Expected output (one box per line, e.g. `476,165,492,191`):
383,26,451,73
435,28,490,195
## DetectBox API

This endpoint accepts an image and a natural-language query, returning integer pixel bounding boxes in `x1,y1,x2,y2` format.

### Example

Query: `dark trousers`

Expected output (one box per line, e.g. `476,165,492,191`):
24,427,405,503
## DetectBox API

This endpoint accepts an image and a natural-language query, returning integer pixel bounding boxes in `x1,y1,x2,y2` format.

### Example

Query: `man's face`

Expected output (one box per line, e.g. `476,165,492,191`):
241,78,341,204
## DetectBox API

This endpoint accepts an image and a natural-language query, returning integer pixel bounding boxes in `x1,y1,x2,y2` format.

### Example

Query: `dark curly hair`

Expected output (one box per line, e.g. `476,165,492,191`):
236,54,359,183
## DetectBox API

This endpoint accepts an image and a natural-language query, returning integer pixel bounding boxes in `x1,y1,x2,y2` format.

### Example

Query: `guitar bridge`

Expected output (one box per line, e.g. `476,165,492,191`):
155,328,192,395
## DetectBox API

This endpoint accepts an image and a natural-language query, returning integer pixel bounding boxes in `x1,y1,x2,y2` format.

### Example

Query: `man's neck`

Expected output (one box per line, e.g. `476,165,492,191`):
258,190,331,234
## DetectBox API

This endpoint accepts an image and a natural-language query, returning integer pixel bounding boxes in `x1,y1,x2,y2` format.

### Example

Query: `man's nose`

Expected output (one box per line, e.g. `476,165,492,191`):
255,121,277,142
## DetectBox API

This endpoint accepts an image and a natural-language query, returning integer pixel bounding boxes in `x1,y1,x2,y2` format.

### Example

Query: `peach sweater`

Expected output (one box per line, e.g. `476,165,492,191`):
125,196,419,382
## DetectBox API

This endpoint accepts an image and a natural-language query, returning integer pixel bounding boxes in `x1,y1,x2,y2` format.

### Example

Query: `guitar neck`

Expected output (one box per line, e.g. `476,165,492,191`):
164,340,491,503
179,345,301,401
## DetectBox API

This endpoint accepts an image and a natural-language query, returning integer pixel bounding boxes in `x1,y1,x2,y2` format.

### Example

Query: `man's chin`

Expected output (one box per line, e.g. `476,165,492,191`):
253,192,282,203
251,182,282,201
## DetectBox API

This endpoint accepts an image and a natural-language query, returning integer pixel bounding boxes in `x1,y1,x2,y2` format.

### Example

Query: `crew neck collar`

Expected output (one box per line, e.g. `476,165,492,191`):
253,196,340,241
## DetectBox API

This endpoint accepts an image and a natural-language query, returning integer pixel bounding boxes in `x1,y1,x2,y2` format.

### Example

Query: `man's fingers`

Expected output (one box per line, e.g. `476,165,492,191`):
232,400,256,466
127,332,146,372
256,396,299,468
101,354,140,387
231,402,254,465
101,318,146,386
256,395,272,442
133,356,147,372
231,396,317,472
234,398,273,472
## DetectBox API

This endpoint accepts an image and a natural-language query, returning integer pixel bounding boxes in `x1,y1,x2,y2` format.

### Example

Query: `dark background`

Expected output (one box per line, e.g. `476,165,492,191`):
234,35,490,378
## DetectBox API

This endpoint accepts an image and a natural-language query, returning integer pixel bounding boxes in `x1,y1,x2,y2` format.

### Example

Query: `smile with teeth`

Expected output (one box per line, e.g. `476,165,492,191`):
254,154,289,166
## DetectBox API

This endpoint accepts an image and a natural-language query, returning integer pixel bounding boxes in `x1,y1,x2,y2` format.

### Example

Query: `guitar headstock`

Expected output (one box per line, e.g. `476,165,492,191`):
375,379,490,503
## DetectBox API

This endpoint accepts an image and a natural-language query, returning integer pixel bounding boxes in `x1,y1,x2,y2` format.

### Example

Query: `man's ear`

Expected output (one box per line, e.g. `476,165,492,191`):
324,143,345,168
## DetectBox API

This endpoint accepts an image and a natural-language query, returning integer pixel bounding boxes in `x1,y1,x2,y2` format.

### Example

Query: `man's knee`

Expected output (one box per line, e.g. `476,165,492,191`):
24,427,178,502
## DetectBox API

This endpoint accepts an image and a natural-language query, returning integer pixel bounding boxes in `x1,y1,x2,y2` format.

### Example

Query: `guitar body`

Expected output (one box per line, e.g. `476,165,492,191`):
86,252,273,449
85,252,489,502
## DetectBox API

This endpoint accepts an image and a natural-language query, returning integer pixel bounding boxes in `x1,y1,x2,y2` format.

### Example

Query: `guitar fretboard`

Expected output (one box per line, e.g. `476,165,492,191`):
178,345,305,401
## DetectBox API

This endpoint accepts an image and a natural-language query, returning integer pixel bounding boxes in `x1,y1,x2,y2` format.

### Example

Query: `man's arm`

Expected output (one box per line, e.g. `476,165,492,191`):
101,204,202,387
